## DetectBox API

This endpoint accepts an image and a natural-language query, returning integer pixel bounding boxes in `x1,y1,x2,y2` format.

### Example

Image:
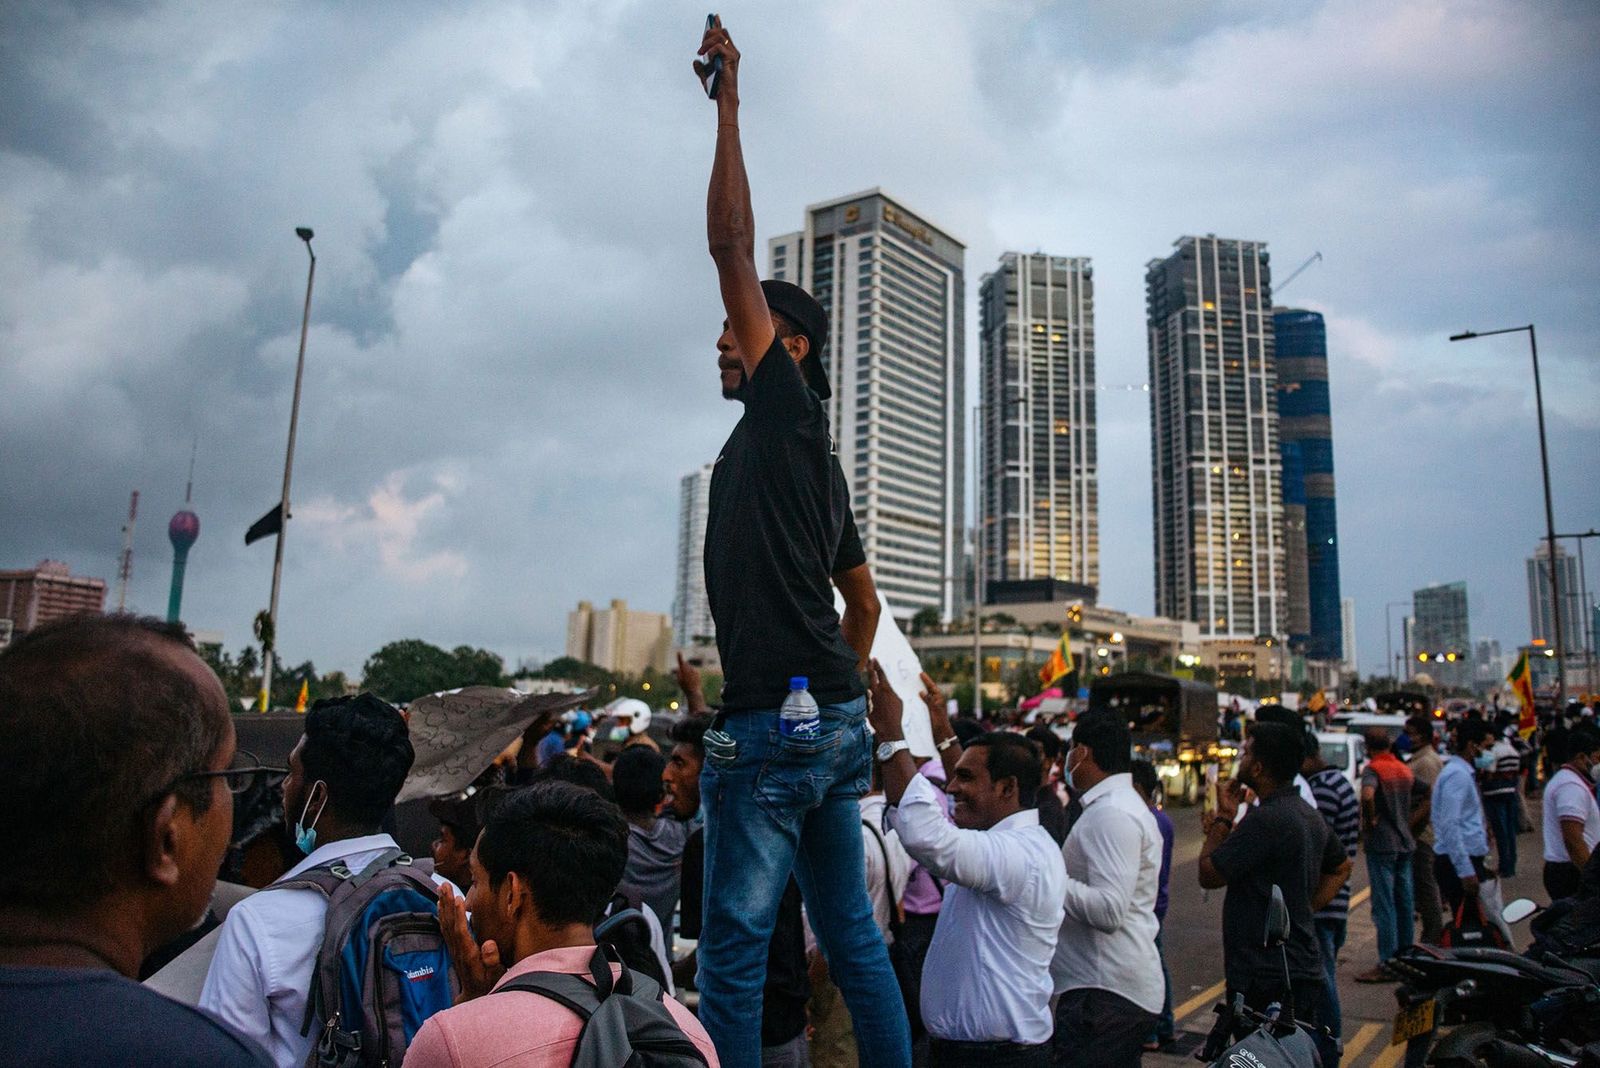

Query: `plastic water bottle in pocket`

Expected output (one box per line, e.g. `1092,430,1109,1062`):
780,677,821,739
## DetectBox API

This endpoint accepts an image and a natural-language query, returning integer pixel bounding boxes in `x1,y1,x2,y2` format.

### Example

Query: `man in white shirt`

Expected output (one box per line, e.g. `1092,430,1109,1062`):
868,662,1065,1068
1051,708,1164,1068
1542,723,1600,901
201,694,433,1068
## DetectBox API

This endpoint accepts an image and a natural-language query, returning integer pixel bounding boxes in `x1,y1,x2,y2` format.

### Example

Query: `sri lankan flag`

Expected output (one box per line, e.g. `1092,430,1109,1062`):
1506,651,1535,737
295,679,310,714
1039,633,1076,688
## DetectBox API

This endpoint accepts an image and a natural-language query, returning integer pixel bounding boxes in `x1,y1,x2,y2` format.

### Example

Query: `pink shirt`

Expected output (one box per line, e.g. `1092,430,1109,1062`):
405,945,719,1068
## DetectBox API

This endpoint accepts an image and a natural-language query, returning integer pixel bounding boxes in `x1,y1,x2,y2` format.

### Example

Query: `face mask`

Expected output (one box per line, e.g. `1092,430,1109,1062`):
608,726,629,743
294,781,328,856
1473,751,1495,771
1066,748,1086,792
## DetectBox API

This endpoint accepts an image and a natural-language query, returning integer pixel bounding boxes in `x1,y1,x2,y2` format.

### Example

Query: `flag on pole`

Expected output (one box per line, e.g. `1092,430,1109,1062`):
245,502,285,546
295,679,310,714
1506,651,1535,737
1039,633,1076,688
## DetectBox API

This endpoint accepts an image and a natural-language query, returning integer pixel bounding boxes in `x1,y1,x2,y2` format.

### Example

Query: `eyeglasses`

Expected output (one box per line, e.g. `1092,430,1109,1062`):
158,749,288,801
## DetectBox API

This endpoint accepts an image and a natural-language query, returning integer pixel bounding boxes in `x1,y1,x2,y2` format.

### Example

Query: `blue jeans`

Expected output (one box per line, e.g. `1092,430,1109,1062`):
1482,793,1520,877
1366,851,1414,963
698,697,911,1068
1314,917,1346,1068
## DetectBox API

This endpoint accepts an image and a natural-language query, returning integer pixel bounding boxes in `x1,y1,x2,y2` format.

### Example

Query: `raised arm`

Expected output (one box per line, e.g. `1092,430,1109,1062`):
697,18,774,374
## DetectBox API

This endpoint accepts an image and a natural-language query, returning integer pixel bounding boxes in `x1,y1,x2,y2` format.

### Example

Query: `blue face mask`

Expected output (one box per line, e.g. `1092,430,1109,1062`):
1472,751,1495,771
294,782,328,856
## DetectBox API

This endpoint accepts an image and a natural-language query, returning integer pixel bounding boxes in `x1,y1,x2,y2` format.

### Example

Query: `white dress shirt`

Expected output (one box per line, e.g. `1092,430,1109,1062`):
199,833,452,1068
1051,773,1165,1013
890,772,1066,1045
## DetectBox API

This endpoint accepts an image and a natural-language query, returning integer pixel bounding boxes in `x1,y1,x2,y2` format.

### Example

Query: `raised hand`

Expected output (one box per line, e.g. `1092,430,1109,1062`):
693,15,740,107
867,659,904,741
919,672,950,730
674,652,707,712
437,883,503,1002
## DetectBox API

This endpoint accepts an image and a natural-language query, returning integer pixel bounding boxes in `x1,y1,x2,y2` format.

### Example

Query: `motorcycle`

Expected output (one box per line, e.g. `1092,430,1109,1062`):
1198,886,1333,1068
1388,898,1600,1068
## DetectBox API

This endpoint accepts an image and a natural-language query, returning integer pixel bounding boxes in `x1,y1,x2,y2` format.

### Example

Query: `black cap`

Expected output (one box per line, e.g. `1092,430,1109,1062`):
761,279,830,399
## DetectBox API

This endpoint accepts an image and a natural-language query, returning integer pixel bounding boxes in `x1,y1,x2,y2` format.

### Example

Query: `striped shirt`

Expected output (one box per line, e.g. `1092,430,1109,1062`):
1307,766,1360,918
1481,739,1522,798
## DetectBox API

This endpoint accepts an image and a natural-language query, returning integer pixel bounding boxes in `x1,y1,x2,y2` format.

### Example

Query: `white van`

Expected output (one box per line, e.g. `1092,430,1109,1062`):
1316,731,1367,793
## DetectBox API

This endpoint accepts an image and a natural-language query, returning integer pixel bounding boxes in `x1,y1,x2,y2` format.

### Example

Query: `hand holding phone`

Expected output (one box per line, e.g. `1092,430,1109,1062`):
695,14,737,102
702,14,724,99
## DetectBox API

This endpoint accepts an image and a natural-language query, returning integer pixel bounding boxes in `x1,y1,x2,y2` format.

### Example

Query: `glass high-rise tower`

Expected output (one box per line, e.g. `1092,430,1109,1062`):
1146,235,1285,639
1275,308,1344,662
978,253,1098,591
770,190,966,621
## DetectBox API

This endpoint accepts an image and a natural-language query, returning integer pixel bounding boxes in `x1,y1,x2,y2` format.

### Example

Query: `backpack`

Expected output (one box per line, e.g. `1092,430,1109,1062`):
493,944,708,1068
593,886,669,990
268,847,458,1068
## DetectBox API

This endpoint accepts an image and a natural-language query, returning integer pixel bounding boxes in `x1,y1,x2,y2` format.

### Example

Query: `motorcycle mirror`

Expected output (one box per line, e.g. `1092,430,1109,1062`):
1264,884,1291,948
1502,898,1538,924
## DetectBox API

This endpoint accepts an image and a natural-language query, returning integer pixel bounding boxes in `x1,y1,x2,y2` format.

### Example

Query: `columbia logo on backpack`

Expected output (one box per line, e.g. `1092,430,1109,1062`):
266,847,458,1068
492,944,708,1068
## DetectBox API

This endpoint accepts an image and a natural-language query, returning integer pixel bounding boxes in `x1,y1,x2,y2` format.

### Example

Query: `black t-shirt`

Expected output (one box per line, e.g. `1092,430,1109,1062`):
704,338,866,711
0,965,273,1067
678,829,810,1046
1210,789,1346,988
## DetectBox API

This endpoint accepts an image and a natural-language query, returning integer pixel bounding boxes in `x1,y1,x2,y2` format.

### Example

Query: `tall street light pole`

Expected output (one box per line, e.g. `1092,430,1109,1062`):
971,396,1025,718
1450,325,1563,705
259,227,316,713
1385,599,1410,683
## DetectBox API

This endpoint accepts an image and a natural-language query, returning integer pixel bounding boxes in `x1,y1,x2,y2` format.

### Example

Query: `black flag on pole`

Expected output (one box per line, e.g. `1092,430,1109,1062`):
245,503,285,546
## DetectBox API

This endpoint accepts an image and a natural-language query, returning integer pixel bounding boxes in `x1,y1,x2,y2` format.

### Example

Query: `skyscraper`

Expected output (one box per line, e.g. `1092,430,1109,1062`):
1146,235,1284,639
1275,308,1344,662
977,253,1098,593
1413,581,1470,689
1527,542,1580,649
769,189,966,621
673,463,715,647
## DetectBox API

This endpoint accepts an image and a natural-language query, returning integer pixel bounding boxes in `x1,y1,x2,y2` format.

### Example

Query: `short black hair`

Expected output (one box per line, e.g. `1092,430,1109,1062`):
1071,709,1132,775
967,733,1042,808
1130,759,1160,798
1453,718,1494,750
1025,725,1063,762
1406,715,1434,742
0,614,227,911
301,693,414,830
529,753,616,803
611,746,666,815
1248,722,1303,786
428,793,482,846
952,717,986,747
1567,723,1600,758
1255,705,1317,759
668,714,711,757
1364,727,1392,753
475,782,629,927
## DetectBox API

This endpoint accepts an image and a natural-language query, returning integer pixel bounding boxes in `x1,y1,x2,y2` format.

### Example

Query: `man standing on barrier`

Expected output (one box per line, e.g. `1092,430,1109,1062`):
691,16,910,1067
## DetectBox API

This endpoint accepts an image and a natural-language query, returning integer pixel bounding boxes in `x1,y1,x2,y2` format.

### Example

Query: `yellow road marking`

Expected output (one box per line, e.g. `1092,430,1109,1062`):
1175,979,1228,1024
1343,1022,1383,1064
1349,886,1371,910
1371,1032,1408,1068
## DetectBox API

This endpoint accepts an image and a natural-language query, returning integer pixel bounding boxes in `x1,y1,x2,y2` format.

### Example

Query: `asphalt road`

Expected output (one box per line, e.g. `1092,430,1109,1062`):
1147,797,1552,1068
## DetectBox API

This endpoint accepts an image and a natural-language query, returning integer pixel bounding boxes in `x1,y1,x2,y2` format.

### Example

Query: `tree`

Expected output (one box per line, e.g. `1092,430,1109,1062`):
910,607,942,637
536,656,614,687
450,645,508,688
361,639,465,704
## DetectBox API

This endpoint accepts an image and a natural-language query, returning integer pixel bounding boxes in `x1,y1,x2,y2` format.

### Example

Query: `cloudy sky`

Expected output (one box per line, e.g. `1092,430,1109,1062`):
3,0,1597,681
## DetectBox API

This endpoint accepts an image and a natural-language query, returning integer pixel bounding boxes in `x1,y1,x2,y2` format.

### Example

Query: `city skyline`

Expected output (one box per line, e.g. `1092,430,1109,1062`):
1,1,1595,677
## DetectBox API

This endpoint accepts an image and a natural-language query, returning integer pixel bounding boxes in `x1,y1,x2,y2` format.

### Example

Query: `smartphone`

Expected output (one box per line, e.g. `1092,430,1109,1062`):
703,13,723,99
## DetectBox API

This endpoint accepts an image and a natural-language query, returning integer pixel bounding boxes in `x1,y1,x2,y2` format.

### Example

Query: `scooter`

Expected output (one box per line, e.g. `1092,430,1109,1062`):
1198,886,1333,1068
1389,898,1600,1068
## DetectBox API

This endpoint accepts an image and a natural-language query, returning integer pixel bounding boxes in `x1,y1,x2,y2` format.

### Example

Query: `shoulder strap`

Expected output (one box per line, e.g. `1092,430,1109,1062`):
862,818,903,937
494,971,604,1022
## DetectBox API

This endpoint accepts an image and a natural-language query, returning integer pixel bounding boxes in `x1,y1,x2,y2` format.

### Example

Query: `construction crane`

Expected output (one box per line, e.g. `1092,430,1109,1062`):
1275,251,1323,295
116,490,139,611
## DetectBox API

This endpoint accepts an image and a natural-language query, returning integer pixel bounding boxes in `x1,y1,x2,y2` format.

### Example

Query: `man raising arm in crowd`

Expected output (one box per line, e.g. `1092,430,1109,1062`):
691,18,907,1068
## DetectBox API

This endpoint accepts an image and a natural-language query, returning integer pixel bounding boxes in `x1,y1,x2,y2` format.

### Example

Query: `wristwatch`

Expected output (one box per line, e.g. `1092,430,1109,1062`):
875,739,911,763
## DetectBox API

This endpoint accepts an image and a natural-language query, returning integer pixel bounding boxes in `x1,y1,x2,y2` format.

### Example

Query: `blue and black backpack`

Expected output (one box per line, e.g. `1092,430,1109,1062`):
269,847,458,1068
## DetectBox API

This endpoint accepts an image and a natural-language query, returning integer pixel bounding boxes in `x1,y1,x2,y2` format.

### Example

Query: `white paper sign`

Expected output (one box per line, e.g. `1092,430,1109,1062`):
834,590,936,757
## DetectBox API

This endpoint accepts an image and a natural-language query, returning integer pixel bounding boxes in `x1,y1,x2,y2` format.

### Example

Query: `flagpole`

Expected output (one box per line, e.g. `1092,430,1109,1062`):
259,227,316,713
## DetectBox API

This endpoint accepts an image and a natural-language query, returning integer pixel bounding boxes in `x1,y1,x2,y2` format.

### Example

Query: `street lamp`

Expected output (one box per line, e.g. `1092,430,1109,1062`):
971,396,1026,717
1450,325,1563,704
259,227,317,713
1385,600,1410,682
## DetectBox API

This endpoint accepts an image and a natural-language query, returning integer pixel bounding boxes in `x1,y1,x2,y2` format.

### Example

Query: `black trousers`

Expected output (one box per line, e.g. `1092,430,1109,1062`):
1052,988,1158,1068
900,912,940,1067
929,1037,1052,1068
1434,854,1489,916
1544,860,1582,902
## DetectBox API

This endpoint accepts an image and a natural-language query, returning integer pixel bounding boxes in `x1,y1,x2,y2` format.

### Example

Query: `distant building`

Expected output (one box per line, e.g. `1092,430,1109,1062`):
672,464,715,648
566,599,672,675
1146,235,1285,640
0,561,107,637
1412,582,1471,689
1341,597,1358,673
769,189,966,622
1474,638,1506,689
978,252,1099,592
1274,308,1343,662
1527,542,1580,654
